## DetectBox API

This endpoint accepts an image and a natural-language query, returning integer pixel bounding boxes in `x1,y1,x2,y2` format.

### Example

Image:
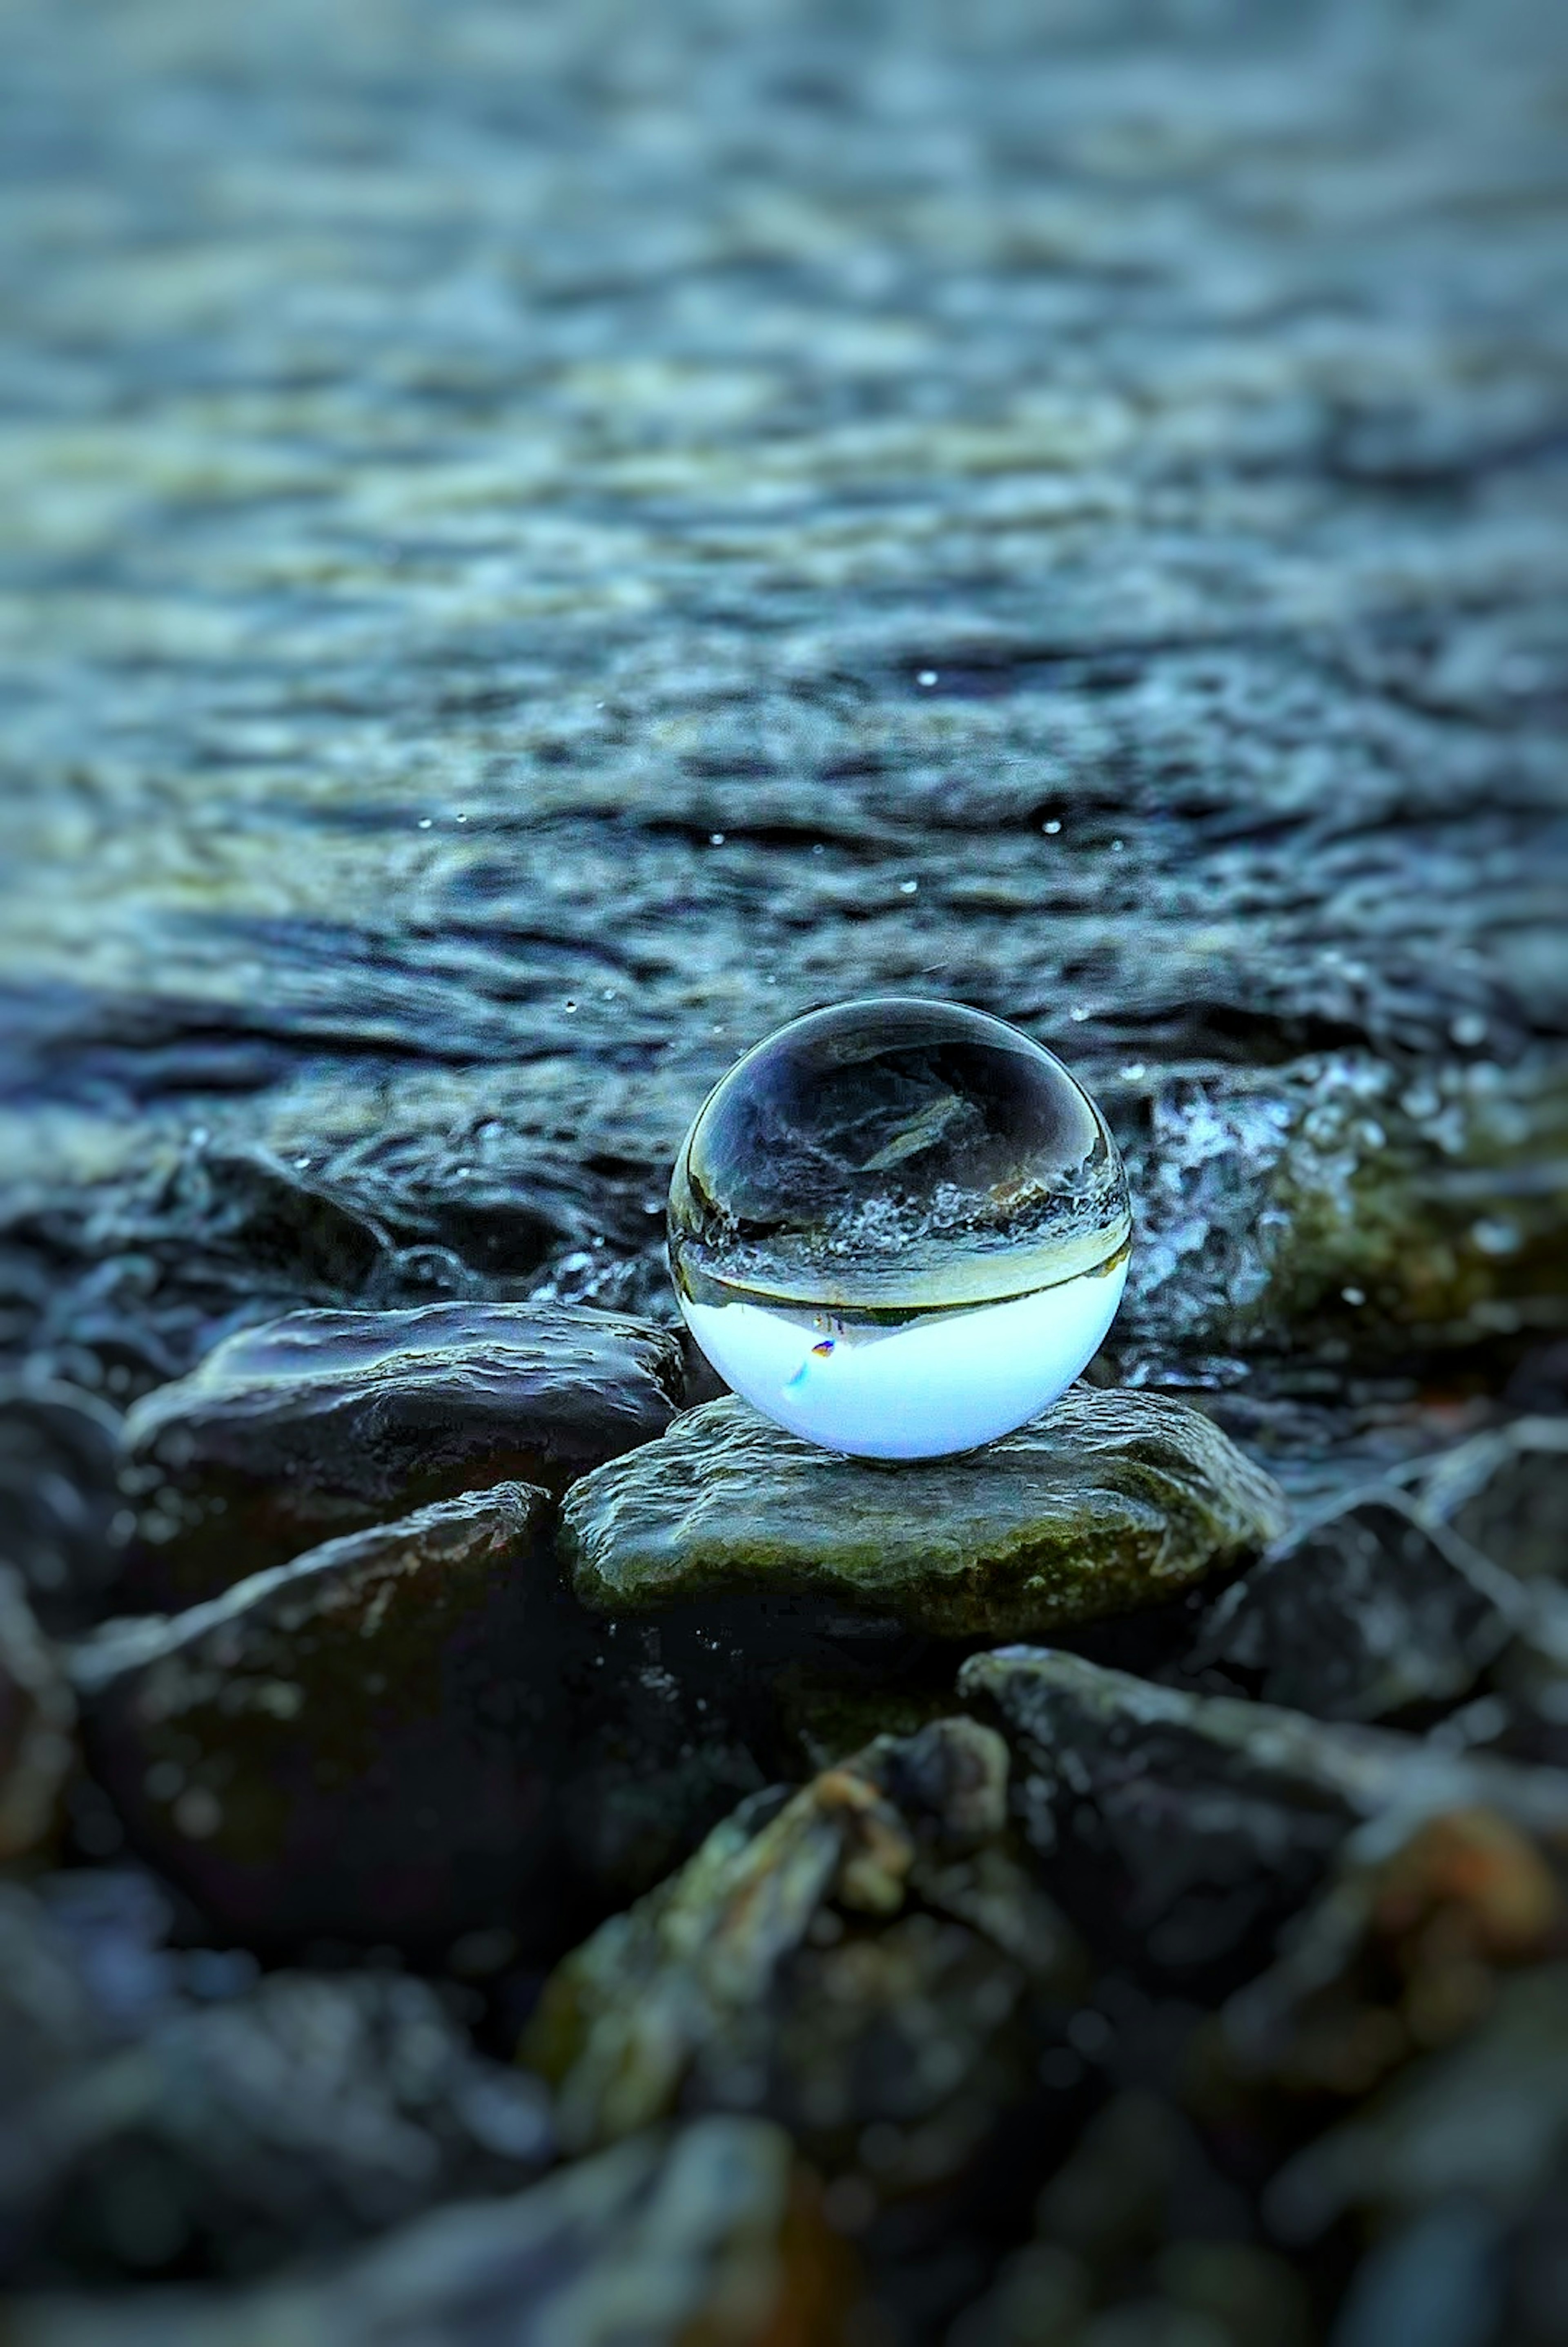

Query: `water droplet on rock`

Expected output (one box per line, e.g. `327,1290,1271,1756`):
668,998,1131,1459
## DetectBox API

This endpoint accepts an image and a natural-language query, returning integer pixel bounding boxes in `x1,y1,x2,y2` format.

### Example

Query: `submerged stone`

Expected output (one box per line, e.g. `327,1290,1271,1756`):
527,1716,1082,2195
669,998,1131,1458
118,1302,685,1605
2,2116,858,2347
562,1387,1287,1639
960,1647,1568,1981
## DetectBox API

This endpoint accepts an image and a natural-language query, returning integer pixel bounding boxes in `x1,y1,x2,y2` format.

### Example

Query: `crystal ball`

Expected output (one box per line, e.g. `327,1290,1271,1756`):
668,997,1132,1458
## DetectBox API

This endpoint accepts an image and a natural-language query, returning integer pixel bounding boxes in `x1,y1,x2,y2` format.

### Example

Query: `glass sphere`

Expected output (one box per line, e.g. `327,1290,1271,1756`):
668,997,1131,1459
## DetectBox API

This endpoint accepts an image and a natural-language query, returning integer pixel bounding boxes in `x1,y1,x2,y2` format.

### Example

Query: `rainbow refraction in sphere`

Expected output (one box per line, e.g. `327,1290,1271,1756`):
668,998,1131,1459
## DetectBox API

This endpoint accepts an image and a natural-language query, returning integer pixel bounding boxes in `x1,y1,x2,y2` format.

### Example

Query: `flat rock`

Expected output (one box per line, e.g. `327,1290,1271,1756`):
119,1303,685,1606
3,2117,858,2347
960,1647,1568,1981
1181,1492,1523,1722
561,1388,1288,1640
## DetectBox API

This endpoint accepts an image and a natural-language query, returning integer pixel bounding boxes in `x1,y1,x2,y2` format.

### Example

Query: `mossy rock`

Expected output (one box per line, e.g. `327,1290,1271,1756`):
561,1387,1288,1639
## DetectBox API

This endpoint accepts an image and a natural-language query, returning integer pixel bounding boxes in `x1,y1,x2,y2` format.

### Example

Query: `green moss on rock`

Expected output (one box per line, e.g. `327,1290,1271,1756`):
561,1387,1288,1639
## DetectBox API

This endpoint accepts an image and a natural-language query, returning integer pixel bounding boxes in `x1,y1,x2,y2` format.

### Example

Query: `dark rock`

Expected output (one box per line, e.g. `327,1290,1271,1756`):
118,1303,685,1606
175,1144,389,1300
563,1388,1287,1640
1181,1492,1521,1722
75,1486,570,1948
0,1885,110,2124
0,1865,545,2287
960,1648,1568,1981
2,2116,861,2346
541,1609,771,1913
528,1718,1082,2205
1379,1423,1568,1777
1266,1963,1568,2243
1,1964,550,2284
953,2095,1313,2347
0,1380,124,1632
1218,1806,1566,2104
76,1486,770,1948
1411,1418,1568,1584
0,1568,76,1863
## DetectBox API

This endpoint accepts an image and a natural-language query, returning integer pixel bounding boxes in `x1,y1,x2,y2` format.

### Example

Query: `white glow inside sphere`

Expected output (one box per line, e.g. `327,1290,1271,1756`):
668,998,1132,1458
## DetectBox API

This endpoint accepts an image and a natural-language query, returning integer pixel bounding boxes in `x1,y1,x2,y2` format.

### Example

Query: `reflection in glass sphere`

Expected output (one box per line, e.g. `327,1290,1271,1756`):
668,998,1132,1458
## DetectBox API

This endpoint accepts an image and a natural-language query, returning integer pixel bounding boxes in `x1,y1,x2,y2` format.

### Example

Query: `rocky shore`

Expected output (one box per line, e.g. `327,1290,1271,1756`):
2,0,1566,2339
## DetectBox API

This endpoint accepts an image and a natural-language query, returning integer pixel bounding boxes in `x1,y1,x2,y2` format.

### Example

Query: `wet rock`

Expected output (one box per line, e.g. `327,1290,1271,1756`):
1410,1417,1568,1584
1120,1053,1568,1377
563,1389,1287,1640
1374,1422,1568,1778
77,1486,769,1948
527,1718,1082,2196
1181,1493,1521,1722
1,1967,550,2284
960,1649,1568,1981
119,1302,685,1606
3,2116,860,2347
1218,1807,1566,2104
0,1381,125,1632
0,1568,76,1863
75,1485,571,1949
